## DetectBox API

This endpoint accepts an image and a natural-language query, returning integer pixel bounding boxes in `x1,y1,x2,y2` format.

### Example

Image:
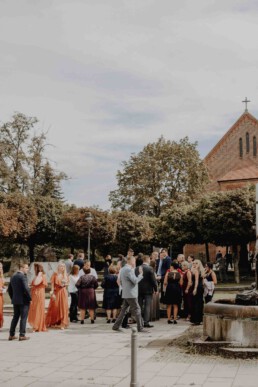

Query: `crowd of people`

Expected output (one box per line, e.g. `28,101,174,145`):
0,249,218,340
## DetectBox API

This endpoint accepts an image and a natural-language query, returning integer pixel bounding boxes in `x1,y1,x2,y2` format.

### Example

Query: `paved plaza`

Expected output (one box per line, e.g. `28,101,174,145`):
0,316,257,387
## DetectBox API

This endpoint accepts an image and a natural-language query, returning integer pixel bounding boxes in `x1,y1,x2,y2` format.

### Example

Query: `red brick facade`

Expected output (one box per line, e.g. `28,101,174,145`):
185,111,258,260
205,112,258,192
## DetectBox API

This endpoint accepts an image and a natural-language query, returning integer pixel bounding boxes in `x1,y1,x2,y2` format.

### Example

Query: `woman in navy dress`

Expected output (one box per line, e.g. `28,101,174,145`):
102,265,120,323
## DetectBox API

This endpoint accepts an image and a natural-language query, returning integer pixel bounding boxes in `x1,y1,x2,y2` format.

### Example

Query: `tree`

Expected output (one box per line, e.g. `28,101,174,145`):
59,207,115,262
111,211,153,254
0,192,37,241
158,186,255,282
109,136,208,217
0,112,67,198
26,196,65,262
0,112,37,193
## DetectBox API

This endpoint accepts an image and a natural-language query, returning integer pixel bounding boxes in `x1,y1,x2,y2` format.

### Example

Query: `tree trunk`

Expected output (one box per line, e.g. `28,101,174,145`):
28,241,35,263
91,247,96,268
205,242,210,262
232,244,240,284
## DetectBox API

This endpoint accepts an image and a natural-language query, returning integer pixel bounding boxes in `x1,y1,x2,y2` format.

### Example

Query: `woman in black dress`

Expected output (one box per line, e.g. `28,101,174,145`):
101,265,120,323
190,259,205,325
76,268,98,324
164,262,183,324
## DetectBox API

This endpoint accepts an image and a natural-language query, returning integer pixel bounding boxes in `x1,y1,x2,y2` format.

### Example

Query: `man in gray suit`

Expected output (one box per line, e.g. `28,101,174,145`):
112,255,149,333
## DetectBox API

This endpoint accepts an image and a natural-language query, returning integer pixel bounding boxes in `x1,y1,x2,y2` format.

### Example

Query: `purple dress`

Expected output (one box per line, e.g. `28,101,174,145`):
76,274,98,309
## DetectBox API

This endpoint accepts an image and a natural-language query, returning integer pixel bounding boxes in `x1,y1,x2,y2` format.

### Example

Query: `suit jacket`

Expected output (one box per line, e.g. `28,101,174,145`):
120,264,143,299
8,272,31,305
156,256,172,279
138,264,158,295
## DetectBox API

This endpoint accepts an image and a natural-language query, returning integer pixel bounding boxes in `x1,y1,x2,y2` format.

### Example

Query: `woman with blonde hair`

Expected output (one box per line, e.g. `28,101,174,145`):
46,261,69,329
28,263,48,332
190,259,204,325
0,262,5,329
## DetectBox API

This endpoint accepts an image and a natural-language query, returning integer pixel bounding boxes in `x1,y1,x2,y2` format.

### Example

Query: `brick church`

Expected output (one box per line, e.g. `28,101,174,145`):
184,101,258,260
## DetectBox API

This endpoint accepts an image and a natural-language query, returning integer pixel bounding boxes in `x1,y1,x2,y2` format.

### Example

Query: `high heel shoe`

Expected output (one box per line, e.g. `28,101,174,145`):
80,320,84,325
167,320,173,324
91,320,94,324
112,319,116,323
173,320,177,324
106,319,111,324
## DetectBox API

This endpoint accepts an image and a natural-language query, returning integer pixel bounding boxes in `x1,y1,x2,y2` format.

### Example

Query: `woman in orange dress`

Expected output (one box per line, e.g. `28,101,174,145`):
28,263,48,332
45,261,69,329
0,262,5,329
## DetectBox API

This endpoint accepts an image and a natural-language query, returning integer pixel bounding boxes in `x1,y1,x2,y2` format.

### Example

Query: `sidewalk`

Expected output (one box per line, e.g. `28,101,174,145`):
0,316,257,386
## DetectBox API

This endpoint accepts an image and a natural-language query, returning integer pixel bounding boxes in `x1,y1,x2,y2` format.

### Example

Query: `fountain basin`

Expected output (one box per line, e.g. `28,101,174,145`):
204,300,258,348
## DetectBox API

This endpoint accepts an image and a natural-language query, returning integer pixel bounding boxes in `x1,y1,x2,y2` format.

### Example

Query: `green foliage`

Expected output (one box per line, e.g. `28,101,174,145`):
156,186,256,247
112,211,153,254
0,112,66,198
59,206,115,252
109,136,208,217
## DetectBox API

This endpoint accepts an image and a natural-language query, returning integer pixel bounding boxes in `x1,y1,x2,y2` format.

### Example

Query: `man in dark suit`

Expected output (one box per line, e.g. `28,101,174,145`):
73,252,85,270
156,248,171,303
8,261,31,341
138,255,158,328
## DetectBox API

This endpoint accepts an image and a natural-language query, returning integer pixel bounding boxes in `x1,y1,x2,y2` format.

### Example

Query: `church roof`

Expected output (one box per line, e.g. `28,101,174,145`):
218,164,258,182
204,111,258,162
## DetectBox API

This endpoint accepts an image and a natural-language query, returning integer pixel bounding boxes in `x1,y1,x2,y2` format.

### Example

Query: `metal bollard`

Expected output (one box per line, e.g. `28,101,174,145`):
130,327,139,387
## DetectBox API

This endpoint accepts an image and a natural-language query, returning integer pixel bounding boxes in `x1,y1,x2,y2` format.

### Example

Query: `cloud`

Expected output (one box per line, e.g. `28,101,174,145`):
1,0,258,208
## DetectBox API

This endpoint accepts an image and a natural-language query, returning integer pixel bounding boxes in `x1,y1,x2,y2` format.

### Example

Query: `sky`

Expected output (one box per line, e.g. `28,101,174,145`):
1,0,258,209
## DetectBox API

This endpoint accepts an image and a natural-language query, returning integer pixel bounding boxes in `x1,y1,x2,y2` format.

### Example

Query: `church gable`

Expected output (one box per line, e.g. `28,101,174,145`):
204,111,258,192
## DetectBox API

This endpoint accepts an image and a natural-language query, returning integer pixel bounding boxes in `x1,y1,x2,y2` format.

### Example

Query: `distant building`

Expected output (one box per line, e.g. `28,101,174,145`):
184,106,258,261
205,111,258,192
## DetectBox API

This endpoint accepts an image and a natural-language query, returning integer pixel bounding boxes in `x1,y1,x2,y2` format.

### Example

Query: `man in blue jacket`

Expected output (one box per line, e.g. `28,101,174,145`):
8,261,31,341
156,248,171,303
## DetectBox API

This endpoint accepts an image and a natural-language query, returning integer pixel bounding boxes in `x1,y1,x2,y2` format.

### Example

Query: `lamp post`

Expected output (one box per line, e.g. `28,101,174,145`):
86,212,93,262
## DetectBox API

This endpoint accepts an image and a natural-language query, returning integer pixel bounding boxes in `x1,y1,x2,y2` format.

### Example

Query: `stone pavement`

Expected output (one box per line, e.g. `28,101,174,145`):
0,316,257,387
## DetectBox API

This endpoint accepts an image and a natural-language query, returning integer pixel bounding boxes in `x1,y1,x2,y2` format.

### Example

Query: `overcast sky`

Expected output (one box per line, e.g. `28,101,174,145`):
1,0,258,209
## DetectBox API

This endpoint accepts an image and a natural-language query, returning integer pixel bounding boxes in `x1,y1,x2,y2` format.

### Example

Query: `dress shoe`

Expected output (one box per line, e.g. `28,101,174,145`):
144,324,154,328
112,326,124,332
8,336,17,341
19,336,30,341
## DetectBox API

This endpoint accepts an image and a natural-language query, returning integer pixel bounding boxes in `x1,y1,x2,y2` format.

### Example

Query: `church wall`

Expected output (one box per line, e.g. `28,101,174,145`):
184,113,258,264
205,114,258,192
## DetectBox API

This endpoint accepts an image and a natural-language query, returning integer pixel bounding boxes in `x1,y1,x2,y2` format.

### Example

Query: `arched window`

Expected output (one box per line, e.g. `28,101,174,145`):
239,138,243,158
246,132,250,153
253,136,257,157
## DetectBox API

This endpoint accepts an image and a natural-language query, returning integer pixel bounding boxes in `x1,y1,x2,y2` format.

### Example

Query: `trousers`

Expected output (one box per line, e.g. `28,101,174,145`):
138,294,152,324
113,298,143,331
10,304,30,337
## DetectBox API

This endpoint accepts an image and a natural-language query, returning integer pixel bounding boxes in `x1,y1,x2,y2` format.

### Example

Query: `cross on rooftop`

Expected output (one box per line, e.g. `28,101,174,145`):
242,97,251,112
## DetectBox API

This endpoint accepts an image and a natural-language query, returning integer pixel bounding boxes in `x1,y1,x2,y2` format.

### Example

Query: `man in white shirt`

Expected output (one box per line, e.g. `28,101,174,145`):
79,260,98,279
